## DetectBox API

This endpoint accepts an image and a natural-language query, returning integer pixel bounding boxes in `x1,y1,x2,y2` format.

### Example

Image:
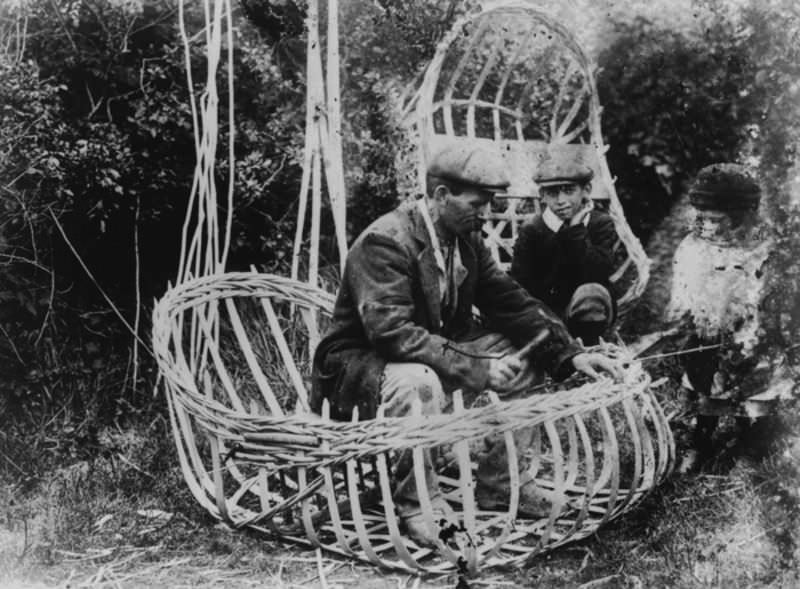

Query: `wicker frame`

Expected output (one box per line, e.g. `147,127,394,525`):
153,272,674,575
403,2,650,309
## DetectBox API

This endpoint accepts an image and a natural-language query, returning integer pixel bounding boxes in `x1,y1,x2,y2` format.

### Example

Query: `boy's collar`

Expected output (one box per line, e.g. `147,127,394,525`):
542,205,593,232
542,207,564,232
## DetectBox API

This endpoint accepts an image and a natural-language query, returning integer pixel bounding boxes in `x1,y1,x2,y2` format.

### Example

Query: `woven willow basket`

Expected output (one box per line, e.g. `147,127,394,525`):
402,2,650,310
153,272,675,575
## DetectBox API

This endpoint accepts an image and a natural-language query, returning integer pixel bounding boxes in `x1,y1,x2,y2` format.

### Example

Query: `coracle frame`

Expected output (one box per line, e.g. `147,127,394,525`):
153,272,675,575
153,0,674,577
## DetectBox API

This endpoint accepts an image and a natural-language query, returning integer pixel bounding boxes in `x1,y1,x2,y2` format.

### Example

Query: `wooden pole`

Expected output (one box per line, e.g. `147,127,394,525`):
325,0,348,271
292,0,322,283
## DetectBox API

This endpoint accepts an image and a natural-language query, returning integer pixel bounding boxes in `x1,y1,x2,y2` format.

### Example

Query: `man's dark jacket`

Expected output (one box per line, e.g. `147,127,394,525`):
310,200,581,421
510,209,616,317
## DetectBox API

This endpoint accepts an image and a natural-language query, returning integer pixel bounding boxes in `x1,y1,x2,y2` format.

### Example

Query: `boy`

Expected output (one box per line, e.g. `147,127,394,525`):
511,148,617,345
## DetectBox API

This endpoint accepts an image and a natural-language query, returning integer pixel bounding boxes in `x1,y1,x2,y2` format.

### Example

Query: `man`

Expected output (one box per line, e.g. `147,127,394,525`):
311,142,620,546
511,148,617,345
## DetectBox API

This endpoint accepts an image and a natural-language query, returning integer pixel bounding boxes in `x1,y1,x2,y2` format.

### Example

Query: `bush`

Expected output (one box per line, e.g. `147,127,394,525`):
598,1,800,242
0,0,308,442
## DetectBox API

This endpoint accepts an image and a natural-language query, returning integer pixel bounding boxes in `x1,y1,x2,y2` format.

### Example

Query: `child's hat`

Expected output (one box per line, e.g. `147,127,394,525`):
689,163,760,210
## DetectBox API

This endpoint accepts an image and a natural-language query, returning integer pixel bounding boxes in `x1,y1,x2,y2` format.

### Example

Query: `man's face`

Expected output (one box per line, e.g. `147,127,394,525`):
437,185,493,237
540,182,590,221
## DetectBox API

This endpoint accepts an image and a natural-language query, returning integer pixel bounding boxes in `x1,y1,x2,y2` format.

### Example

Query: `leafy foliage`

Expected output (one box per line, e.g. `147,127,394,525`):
600,13,756,240
2,0,800,471
337,0,464,239
599,0,800,237
0,0,307,437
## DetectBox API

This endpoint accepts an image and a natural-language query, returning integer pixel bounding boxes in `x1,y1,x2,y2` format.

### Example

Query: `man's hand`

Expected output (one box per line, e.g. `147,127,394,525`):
571,352,623,381
488,355,523,392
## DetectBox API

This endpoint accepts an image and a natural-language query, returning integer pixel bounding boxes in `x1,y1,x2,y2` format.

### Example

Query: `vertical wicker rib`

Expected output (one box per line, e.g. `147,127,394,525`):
403,2,650,310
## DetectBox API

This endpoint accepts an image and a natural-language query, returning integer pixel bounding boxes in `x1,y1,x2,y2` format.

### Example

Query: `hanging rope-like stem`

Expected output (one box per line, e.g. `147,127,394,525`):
292,0,348,282
176,0,234,283
174,0,233,402
220,0,235,269
636,343,724,362
176,0,201,282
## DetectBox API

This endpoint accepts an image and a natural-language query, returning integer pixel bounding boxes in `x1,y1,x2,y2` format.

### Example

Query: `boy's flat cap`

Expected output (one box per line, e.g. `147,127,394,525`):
533,147,594,187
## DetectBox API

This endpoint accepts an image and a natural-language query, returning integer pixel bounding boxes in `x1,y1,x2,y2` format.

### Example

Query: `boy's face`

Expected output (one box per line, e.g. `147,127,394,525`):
695,209,725,240
540,182,590,221
693,208,748,240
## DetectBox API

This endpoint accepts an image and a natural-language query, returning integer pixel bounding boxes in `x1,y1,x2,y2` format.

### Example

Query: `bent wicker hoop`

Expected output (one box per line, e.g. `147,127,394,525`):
154,0,674,577
403,2,650,310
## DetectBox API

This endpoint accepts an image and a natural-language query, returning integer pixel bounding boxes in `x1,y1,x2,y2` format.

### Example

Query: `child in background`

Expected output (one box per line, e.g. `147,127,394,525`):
666,163,785,473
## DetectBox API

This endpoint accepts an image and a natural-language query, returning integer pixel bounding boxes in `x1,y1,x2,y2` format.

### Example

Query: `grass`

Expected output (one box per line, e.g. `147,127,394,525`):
2,366,799,589
3,333,799,587
2,230,799,586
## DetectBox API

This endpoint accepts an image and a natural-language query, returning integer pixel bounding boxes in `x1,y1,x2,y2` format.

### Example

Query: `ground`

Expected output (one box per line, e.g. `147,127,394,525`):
2,379,800,589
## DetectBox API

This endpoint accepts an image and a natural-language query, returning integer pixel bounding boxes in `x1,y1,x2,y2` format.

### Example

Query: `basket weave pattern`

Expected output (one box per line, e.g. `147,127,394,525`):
153,272,674,574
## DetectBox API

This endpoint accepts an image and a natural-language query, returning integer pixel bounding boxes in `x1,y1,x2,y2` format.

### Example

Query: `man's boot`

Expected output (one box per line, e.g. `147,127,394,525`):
473,428,578,518
678,414,717,474
475,474,573,518
393,445,459,547
398,495,458,547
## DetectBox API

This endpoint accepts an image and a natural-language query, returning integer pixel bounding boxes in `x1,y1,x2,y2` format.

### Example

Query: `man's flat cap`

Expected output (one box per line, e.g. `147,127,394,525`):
533,147,594,187
689,163,761,211
427,141,510,191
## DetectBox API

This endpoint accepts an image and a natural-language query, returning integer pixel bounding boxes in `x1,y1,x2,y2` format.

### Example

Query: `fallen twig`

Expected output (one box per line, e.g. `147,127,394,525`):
732,525,781,548
0,322,24,364
577,574,620,588
316,548,329,589
116,452,155,480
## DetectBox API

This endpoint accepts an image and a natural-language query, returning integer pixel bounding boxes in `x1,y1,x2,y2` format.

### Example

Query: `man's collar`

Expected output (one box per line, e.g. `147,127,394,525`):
416,198,448,273
410,198,431,244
